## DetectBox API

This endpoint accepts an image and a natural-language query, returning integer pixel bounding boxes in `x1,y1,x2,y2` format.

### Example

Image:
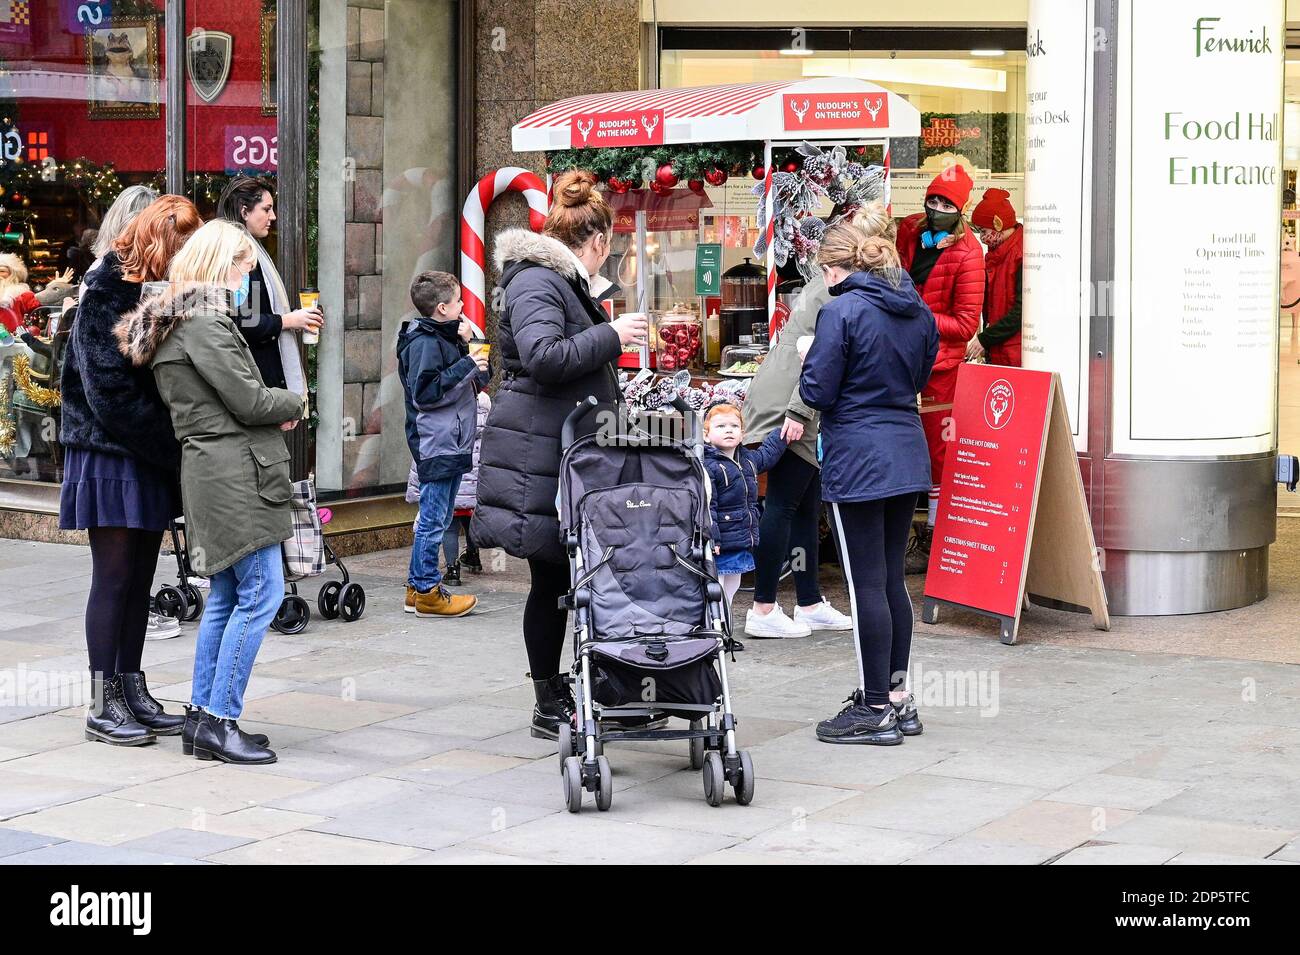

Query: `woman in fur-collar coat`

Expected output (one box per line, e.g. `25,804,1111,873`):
470,171,645,740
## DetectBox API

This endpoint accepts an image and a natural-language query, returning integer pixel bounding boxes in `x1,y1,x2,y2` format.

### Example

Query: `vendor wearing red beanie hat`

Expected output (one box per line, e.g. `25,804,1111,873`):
967,188,1024,369
896,163,986,575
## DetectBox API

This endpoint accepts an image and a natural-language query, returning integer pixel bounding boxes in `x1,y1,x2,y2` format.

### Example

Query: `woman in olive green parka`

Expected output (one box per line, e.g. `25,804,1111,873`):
116,219,303,765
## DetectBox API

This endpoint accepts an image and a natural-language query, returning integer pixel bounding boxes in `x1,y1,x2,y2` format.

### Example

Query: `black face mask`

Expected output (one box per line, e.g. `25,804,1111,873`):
925,207,960,234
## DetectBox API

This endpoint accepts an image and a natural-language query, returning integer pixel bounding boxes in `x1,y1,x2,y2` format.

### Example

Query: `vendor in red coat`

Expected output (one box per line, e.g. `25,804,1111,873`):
966,188,1024,368
896,164,985,572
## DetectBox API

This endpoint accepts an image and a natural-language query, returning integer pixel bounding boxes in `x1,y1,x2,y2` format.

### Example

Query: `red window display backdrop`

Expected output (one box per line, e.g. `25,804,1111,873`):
5,0,274,175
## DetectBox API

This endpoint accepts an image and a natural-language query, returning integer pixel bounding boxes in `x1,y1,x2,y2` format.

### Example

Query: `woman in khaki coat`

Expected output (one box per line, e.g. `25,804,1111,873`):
117,219,303,765
740,269,853,639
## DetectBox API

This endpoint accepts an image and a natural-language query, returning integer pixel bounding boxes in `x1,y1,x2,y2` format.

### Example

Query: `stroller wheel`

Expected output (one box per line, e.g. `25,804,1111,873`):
702,752,725,807
338,583,366,622
733,750,756,806
154,585,187,621
688,720,705,770
272,594,311,634
594,755,613,812
179,584,204,621
557,720,574,768
317,580,342,620
561,756,583,813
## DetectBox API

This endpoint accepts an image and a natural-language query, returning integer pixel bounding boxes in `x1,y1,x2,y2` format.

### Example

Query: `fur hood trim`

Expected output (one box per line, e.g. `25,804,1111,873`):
493,229,581,280
115,284,230,367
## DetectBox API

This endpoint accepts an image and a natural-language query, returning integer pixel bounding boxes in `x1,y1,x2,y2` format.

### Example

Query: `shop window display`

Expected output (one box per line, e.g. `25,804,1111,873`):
0,0,279,485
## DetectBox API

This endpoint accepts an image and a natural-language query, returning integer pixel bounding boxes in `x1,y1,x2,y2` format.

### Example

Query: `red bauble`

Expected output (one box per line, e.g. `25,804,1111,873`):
649,180,670,196
855,146,867,156
752,165,766,181
782,160,799,172
606,176,629,194
687,179,705,194
655,163,679,188
704,167,727,187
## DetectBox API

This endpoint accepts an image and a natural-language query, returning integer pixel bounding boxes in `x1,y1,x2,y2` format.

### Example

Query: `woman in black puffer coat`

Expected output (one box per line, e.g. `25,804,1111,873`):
60,195,202,747
471,171,646,739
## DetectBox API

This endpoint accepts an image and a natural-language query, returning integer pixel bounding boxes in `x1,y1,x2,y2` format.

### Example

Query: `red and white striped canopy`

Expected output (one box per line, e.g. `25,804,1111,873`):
512,76,920,152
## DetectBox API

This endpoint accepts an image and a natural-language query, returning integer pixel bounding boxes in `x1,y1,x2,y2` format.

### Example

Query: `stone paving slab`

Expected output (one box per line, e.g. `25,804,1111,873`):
4,536,1300,865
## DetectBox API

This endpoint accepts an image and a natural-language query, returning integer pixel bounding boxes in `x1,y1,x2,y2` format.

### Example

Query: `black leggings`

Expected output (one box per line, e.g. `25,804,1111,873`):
85,527,164,679
752,449,824,606
829,495,915,707
524,557,571,680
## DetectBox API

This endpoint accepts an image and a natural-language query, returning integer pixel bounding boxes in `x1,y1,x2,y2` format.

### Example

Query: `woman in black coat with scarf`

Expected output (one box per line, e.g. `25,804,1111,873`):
472,171,647,739
59,195,202,746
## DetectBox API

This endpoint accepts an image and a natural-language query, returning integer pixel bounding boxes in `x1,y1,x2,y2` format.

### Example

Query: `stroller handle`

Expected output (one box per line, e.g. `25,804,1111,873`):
670,396,699,445
561,396,601,450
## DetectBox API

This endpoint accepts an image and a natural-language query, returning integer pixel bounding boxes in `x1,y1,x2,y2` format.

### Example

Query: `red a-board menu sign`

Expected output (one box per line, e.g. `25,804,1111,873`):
922,364,1109,644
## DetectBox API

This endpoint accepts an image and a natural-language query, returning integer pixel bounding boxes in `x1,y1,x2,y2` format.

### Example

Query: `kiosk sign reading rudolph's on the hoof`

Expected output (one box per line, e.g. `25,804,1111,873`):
983,379,1015,430
569,108,665,148
782,92,890,131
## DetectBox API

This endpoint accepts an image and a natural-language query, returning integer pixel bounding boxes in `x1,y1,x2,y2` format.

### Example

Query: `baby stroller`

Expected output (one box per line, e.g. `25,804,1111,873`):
554,396,754,813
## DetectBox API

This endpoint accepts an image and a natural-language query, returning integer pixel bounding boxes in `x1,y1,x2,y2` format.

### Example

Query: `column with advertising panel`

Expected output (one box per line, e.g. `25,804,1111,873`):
1023,0,1283,615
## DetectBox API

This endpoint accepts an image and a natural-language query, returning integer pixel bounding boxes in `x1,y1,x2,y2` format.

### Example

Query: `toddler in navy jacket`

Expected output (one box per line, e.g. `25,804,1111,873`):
701,402,788,610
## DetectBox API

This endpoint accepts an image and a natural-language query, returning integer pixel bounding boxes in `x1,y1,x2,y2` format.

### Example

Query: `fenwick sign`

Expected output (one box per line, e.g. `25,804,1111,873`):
1193,16,1272,56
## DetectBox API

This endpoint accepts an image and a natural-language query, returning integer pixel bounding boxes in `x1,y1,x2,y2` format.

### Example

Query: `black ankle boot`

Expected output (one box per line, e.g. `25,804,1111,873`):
183,705,268,755
118,672,185,736
461,548,482,573
85,675,155,746
193,714,278,764
530,673,576,740
443,562,463,587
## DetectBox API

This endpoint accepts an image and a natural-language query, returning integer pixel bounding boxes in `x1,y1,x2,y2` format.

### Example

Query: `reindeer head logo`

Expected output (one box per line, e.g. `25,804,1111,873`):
640,113,660,138
984,380,1015,430
575,118,594,143
865,97,884,123
790,99,811,124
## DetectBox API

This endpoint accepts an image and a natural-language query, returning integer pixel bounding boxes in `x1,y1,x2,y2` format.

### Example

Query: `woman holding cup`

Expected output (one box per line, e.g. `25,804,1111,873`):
473,170,647,740
216,176,319,393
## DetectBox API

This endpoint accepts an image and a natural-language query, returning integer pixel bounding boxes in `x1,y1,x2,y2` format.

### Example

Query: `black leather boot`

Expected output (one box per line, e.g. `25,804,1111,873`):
85,675,155,746
461,547,482,573
193,714,278,764
530,674,576,740
118,672,185,736
443,561,463,587
183,705,268,755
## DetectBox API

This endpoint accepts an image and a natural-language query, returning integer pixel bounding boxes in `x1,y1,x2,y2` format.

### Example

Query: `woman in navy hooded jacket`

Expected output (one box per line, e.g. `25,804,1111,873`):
799,207,939,746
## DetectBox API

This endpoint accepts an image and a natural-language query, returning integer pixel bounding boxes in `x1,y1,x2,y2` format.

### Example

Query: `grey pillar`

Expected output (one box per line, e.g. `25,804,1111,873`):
278,0,310,476
164,0,185,195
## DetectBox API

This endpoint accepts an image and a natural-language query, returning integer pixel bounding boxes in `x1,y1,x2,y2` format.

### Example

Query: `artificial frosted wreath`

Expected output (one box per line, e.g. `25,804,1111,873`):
753,142,885,282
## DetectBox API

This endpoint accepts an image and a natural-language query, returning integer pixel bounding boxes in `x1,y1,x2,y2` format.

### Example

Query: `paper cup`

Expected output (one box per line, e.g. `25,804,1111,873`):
299,288,321,345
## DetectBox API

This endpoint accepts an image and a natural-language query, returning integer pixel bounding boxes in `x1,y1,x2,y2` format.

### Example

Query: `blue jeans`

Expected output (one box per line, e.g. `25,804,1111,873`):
191,543,284,719
409,475,461,592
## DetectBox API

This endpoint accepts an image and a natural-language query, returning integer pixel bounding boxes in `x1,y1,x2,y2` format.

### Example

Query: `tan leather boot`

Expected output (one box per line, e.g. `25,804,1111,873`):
414,585,477,618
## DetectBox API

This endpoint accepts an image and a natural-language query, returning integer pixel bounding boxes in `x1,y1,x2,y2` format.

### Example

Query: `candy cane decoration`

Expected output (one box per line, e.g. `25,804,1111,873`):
762,142,776,325
460,166,548,331
883,141,892,216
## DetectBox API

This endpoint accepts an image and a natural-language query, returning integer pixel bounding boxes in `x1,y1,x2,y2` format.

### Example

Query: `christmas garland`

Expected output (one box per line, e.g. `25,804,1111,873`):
13,354,60,408
0,376,14,455
546,143,763,188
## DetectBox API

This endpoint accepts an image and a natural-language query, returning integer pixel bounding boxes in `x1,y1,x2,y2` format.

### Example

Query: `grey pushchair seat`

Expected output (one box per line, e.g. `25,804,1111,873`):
554,396,754,813
576,482,708,639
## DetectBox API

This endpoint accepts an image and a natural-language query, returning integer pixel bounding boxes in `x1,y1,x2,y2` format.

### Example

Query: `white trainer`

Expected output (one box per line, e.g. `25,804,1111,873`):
145,612,181,640
744,604,811,639
794,599,854,632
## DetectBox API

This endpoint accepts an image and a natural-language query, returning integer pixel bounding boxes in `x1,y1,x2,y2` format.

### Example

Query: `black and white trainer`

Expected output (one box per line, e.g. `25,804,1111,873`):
816,690,904,745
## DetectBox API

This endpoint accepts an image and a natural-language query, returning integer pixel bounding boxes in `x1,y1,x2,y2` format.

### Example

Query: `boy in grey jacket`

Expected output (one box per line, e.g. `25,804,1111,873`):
397,271,487,618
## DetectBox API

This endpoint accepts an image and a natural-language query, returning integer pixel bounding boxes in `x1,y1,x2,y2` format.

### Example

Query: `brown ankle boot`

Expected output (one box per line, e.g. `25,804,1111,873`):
414,585,477,618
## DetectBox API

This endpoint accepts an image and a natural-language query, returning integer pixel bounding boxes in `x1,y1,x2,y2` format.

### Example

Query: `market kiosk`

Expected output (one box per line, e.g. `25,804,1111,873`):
487,77,921,386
